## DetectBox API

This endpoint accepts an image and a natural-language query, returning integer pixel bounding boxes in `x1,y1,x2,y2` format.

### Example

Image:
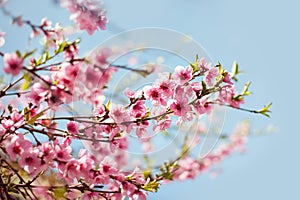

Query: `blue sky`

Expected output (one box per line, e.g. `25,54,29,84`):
1,0,300,199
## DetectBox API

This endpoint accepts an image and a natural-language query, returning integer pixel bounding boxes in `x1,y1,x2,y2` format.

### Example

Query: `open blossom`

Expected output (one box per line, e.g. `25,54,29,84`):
173,65,193,84
154,72,176,99
26,82,48,105
5,134,32,162
143,86,166,106
3,52,24,76
100,160,118,175
109,104,133,133
218,85,244,108
190,82,202,93
131,100,147,118
19,148,42,176
205,67,219,87
109,104,130,123
93,104,106,117
54,140,73,162
194,98,213,115
67,121,79,135
198,58,212,70
153,116,171,132
110,135,129,152
170,97,190,117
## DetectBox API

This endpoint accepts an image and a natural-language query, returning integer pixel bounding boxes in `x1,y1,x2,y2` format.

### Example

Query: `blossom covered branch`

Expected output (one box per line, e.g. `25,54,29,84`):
0,0,271,199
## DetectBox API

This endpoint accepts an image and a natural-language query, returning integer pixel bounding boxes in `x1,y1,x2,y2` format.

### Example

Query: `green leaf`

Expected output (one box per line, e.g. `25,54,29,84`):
216,62,223,73
257,102,272,117
143,170,151,179
53,186,67,199
231,61,244,82
74,38,81,44
142,180,160,192
24,107,30,122
241,81,252,96
55,41,67,54
190,54,199,72
27,111,44,125
22,73,32,90
16,50,22,58
105,100,111,112
23,49,37,59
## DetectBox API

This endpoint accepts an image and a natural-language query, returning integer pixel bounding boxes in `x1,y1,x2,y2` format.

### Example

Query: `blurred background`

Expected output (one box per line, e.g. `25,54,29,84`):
1,0,299,199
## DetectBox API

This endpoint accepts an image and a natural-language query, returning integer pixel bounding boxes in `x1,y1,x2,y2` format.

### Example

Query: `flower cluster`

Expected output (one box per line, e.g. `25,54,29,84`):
0,1,271,199
61,0,108,35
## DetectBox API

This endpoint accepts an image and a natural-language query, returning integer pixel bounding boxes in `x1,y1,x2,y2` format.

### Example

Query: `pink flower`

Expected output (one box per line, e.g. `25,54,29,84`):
38,142,55,164
131,190,147,200
54,142,73,162
143,86,166,106
82,191,100,200
205,67,219,87
93,174,110,185
154,72,176,99
153,116,171,132
198,58,212,71
218,85,244,108
173,65,193,84
62,159,78,182
3,52,24,76
121,181,137,197
63,62,80,79
190,82,202,93
194,98,213,115
110,136,129,152
0,31,5,47
33,187,53,200
100,160,118,176
84,66,102,89
223,72,233,84
174,157,200,180
11,108,24,128
136,121,149,138
1,118,14,130
26,82,48,105
109,104,130,123
170,98,190,117
93,104,106,117
67,121,79,135
61,0,108,35
131,100,147,118
6,134,32,161
124,88,136,99
19,148,42,175
93,47,111,66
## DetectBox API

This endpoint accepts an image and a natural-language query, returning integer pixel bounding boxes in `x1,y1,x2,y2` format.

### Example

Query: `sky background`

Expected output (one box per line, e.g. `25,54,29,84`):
1,0,300,199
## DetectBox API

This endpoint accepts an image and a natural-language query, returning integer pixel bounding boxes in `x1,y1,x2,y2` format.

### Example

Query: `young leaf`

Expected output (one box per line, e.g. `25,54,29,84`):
241,81,252,96
27,111,44,125
257,102,272,117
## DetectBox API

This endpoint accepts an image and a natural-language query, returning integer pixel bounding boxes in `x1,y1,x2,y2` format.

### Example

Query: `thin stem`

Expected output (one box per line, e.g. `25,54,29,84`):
35,58,86,71
0,76,24,98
